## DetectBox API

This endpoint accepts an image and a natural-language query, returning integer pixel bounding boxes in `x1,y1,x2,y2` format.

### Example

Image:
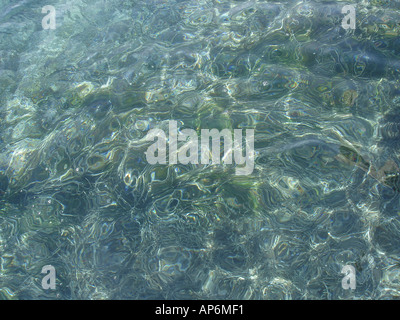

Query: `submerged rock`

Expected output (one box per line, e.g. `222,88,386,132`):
0,172,9,196
379,113,400,148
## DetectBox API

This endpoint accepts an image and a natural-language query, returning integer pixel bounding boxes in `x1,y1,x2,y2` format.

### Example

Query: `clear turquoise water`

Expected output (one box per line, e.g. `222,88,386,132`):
1,0,400,299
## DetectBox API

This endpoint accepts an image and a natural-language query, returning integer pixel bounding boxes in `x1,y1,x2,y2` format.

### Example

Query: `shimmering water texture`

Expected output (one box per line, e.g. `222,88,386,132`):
2,0,400,300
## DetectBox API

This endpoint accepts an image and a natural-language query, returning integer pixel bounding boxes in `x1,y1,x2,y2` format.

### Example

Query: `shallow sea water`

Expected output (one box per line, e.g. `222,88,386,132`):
1,0,400,299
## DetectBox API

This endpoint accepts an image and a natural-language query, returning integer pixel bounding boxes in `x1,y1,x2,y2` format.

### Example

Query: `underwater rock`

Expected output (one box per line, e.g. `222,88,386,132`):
379,113,400,148
0,70,17,94
301,39,388,78
383,173,400,192
86,97,112,120
0,172,9,196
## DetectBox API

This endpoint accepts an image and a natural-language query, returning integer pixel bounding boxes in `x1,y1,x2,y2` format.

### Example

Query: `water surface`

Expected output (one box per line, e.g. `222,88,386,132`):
1,0,400,299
